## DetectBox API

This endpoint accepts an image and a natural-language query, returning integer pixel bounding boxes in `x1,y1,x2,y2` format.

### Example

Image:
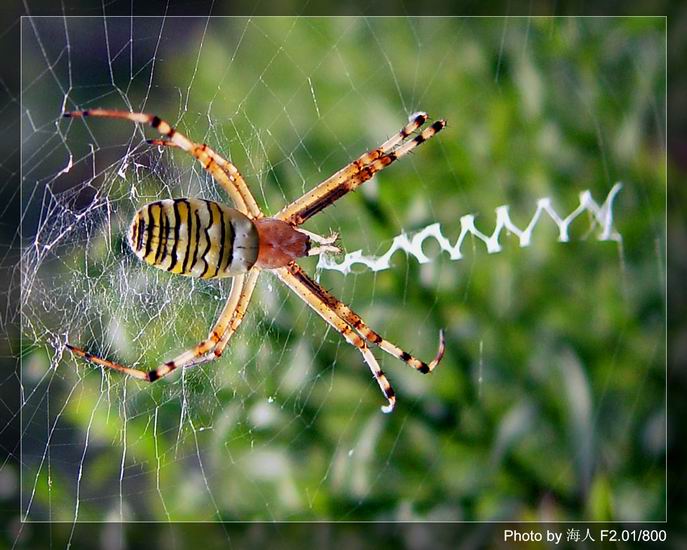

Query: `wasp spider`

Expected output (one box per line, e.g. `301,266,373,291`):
63,108,446,412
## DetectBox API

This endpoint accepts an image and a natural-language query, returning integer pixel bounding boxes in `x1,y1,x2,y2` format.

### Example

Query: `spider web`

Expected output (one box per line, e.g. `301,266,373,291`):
18,15,666,524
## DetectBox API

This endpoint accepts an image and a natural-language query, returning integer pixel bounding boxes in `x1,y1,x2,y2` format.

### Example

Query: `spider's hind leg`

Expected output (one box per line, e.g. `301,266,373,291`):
63,109,262,219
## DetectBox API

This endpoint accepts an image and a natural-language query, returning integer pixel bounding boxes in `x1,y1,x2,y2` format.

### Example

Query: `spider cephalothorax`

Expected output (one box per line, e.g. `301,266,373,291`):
64,108,446,412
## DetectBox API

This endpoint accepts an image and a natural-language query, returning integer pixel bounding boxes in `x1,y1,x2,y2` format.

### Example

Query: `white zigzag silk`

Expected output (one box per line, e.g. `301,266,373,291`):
317,183,623,275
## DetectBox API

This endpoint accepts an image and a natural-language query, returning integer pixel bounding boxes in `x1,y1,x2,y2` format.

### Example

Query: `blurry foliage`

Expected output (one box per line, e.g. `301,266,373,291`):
20,17,665,521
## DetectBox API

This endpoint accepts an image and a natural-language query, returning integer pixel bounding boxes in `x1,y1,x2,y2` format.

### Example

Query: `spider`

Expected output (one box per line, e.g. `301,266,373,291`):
63,108,446,413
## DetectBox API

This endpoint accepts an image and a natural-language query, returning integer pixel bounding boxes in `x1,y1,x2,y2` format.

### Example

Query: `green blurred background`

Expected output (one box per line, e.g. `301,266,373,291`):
19,17,665,522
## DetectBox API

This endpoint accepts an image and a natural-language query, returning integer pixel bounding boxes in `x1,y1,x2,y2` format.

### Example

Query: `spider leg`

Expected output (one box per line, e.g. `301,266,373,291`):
274,264,396,413
65,344,150,380
63,109,262,219
141,265,256,371
151,270,258,376
146,138,262,219
286,262,444,373
213,267,261,358
275,113,445,226
66,273,248,381
275,112,430,225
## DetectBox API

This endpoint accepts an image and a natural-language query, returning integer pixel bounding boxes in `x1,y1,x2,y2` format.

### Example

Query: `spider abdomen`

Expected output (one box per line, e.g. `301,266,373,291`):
128,198,259,278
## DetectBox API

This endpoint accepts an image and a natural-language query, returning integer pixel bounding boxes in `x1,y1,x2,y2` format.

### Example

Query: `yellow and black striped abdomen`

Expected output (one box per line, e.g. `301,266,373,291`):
128,198,259,278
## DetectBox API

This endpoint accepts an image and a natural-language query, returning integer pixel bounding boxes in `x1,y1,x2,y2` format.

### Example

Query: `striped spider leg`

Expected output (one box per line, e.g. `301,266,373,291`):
145,137,262,219
275,263,445,412
63,108,446,411
276,112,446,226
64,108,262,218
67,271,251,380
